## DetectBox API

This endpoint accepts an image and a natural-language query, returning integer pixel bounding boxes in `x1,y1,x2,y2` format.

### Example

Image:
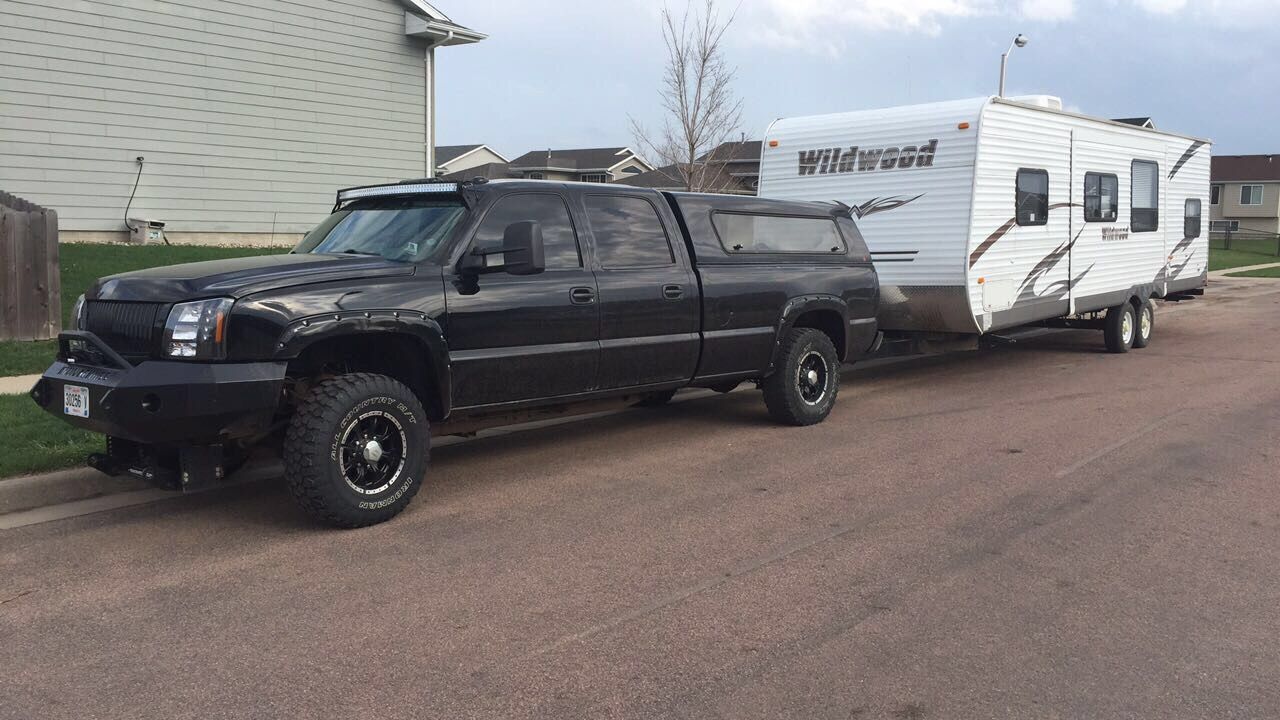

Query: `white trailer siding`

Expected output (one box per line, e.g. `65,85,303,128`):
758,97,985,332
760,96,1211,336
0,0,429,241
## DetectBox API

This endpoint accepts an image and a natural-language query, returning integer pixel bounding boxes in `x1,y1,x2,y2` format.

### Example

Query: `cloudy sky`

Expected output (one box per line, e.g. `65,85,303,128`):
433,0,1277,159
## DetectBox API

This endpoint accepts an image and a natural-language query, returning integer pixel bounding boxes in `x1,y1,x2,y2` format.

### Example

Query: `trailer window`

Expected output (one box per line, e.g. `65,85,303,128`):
1084,172,1118,222
1131,160,1159,232
1015,169,1049,226
711,212,846,254
1184,199,1202,239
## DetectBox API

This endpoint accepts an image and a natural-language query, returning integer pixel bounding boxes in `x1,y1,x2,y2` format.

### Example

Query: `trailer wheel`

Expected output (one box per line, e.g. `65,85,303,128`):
284,373,428,528
1132,300,1154,349
1103,303,1136,354
762,327,840,426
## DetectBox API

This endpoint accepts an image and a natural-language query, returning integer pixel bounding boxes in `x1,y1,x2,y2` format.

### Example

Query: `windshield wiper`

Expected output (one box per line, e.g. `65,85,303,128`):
340,249,383,257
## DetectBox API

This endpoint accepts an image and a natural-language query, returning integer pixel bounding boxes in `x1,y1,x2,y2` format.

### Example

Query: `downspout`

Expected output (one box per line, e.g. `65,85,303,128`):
423,30,453,177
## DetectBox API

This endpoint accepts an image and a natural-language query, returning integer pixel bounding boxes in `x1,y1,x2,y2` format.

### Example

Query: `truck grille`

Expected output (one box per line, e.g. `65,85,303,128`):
84,301,167,361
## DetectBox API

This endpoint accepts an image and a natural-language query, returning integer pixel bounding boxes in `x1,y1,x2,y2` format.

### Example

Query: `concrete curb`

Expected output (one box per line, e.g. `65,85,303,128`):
0,466,151,516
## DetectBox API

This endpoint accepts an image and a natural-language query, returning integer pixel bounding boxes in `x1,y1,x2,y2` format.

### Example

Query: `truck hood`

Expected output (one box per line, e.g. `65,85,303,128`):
88,253,416,302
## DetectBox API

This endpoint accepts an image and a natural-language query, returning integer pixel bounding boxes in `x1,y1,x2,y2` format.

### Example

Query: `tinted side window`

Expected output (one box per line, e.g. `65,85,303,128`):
712,213,845,254
472,193,581,269
584,195,674,268
1184,198,1202,239
1131,160,1159,232
1084,172,1118,223
1016,169,1049,226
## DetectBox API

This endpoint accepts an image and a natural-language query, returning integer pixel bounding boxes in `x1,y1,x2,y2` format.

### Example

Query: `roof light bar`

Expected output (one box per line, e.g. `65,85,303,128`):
337,182,460,203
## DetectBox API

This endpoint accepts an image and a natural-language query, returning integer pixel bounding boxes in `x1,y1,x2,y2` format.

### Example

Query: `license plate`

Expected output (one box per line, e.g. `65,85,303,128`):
63,385,89,418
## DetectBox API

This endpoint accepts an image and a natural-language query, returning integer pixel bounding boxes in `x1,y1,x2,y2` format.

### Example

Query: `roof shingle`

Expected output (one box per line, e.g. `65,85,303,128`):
1212,155,1280,182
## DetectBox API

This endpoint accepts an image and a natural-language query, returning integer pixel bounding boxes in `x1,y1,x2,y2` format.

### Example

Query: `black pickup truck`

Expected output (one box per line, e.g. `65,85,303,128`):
32,179,879,526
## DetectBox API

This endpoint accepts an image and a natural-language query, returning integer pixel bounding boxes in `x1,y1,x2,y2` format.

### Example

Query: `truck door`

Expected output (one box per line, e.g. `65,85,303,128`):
444,192,600,408
580,193,700,389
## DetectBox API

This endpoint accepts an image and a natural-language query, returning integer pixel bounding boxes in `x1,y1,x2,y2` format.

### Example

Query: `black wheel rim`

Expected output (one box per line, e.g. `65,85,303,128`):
796,350,829,405
338,410,407,495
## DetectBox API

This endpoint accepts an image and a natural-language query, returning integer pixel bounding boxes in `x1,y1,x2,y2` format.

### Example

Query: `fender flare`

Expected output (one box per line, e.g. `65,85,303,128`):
273,309,452,419
769,295,851,369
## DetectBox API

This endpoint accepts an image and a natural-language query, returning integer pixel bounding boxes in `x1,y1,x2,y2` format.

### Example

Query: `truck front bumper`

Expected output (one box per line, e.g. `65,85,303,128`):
30,331,287,446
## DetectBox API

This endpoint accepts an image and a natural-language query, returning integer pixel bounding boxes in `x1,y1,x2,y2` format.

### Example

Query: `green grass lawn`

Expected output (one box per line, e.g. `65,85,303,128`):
1226,265,1280,278
0,243,288,377
1208,247,1280,272
0,394,102,477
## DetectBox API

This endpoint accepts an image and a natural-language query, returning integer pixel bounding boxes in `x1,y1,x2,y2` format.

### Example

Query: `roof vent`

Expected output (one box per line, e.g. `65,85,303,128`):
1009,95,1063,110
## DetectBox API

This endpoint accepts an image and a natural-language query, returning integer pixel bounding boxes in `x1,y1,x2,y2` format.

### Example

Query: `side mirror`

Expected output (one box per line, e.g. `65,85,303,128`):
460,221,546,276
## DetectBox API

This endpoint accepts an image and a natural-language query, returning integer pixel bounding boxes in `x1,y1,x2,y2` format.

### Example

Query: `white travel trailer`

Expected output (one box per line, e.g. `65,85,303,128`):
757,96,1211,352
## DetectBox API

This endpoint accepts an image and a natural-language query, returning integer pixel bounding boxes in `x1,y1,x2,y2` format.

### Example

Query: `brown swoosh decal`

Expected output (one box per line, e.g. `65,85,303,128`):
969,202,1076,268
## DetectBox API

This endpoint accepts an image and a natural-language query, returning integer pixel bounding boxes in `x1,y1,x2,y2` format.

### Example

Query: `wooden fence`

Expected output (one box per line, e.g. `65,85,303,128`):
0,191,61,341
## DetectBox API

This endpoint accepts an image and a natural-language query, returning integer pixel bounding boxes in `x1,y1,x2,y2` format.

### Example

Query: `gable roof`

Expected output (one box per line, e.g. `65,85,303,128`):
698,140,763,164
1212,154,1280,182
441,161,515,181
509,147,645,171
435,144,508,167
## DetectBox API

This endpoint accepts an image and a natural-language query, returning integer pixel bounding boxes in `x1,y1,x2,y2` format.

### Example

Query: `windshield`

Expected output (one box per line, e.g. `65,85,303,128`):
296,196,467,262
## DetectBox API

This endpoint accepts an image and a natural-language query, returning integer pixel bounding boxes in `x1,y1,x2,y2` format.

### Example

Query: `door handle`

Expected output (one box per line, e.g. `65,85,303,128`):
662,284,684,300
570,286,596,304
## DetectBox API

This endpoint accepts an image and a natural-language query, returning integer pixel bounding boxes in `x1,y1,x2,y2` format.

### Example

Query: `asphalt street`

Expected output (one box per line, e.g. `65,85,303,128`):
2,278,1278,719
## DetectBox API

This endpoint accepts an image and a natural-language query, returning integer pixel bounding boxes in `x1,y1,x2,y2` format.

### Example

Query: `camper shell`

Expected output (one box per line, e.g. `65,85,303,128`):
757,95,1211,338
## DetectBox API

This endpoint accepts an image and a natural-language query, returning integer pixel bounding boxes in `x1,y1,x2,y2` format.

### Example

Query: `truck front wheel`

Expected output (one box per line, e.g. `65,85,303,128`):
762,328,840,426
283,373,428,528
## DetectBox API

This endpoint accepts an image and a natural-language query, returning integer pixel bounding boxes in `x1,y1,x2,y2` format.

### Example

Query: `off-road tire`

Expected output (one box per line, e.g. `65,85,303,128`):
762,328,840,426
1132,300,1154,349
636,389,678,407
284,373,428,528
1104,303,1136,354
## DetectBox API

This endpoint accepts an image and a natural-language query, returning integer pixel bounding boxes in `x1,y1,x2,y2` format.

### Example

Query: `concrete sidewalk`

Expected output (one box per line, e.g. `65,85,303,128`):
1210,260,1280,279
0,373,39,395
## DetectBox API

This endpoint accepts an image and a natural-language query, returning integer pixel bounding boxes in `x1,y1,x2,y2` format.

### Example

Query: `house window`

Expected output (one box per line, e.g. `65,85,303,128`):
1210,185,1221,205
1084,172,1119,222
1131,160,1159,232
1210,220,1239,232
1015,168,1049,226
580,173,609,184
1184,199,1201,239
526,172,545,180
1240,184,1263,205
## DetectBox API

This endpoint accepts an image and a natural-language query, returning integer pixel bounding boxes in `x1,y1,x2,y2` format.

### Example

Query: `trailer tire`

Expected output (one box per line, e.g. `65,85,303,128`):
1132,300,1154,349
284,373,428,528
1104,303,1136,354
763,327,840,426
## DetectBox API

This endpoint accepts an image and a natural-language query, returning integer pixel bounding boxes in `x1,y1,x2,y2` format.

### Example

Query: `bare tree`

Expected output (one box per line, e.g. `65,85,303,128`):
630,0,743,194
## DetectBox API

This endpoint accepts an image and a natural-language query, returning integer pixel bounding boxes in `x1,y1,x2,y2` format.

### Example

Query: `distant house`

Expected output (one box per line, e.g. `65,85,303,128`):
614,140,761,195
1211,155,1280,235
435,144,508,177
507,147,653,183
1113,117,1156,129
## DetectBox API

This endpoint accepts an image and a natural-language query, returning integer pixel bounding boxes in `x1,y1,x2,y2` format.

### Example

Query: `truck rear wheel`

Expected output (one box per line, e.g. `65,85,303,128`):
762,327,840,426
1132,300,1154,349
1104,303,1136,354
283,373,428,528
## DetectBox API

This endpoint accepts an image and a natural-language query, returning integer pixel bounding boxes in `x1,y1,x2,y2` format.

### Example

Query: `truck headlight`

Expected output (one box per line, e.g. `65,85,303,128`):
70,294,87,330
162,298,232,359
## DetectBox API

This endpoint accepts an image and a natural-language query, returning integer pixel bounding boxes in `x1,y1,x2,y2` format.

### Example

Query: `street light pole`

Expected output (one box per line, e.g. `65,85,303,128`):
998,34,1028,97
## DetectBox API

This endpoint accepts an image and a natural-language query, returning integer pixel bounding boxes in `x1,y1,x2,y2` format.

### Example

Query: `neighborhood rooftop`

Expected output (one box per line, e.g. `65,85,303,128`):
1211,154,1280,181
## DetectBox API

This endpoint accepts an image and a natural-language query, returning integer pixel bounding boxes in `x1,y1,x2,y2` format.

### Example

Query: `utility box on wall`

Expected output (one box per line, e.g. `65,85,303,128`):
128,219,166,245
0,191,61,341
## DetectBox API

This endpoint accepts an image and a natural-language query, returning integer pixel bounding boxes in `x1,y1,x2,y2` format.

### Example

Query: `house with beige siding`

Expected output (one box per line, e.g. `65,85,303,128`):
0,0,482,245
435,144,507,178
1210,154,1280,235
